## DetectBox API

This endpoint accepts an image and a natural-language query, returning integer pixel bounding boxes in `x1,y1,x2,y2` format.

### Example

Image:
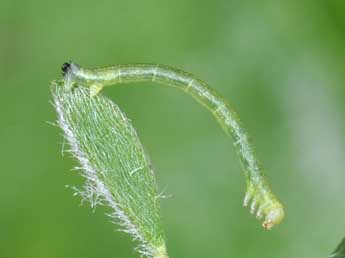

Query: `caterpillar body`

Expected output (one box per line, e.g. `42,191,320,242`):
62,62,284,229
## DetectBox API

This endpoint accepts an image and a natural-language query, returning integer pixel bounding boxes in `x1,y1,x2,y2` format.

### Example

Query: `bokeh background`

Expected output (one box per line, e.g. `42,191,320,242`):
1,1,345,257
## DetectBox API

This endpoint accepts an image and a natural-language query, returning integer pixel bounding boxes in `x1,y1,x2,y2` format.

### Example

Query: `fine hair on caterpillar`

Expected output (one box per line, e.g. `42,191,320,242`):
62,61,285,229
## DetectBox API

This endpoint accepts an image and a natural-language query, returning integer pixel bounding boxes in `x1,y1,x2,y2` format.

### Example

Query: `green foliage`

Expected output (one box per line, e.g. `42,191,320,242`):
330,238,345,258
52,81,167,258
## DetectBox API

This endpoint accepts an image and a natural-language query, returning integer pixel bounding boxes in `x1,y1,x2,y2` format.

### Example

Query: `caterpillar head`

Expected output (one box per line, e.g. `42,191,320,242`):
262,204,284,230
61,61,80,91
61,61,80,77
61,62,71,77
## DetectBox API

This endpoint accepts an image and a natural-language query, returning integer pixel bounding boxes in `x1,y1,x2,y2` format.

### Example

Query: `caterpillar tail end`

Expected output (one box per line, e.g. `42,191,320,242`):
262,205,284,230
243,191,284,230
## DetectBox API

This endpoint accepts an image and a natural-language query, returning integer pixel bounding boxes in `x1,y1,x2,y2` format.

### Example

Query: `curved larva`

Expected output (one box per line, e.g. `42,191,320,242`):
62,62,285,229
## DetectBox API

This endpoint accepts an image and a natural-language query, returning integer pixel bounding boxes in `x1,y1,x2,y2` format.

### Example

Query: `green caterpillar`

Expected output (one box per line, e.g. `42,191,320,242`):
62,62,284,229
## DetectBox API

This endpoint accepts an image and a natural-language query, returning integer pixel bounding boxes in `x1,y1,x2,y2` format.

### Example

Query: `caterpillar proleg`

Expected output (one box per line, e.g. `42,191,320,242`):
62,62,285,229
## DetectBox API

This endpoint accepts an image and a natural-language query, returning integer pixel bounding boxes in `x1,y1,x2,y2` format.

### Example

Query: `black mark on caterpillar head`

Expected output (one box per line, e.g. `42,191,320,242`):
61,62,72,77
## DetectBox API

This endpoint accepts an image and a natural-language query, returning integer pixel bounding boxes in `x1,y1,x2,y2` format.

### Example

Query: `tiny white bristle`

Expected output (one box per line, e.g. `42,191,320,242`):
250,199,257,214
243,192,251,207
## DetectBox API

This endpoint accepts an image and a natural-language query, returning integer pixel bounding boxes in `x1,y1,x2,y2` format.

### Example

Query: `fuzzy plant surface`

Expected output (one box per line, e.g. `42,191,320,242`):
52,81,167,258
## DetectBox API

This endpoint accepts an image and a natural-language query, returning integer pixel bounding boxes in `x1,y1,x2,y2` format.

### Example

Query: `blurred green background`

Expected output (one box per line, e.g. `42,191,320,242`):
1,0,345,257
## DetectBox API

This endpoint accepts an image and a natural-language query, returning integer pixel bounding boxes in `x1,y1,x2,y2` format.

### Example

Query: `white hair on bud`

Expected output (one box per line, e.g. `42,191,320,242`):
52,85,159,258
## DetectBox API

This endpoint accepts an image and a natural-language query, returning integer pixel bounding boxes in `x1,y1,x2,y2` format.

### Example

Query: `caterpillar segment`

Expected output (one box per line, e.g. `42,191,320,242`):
61,61,285,229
